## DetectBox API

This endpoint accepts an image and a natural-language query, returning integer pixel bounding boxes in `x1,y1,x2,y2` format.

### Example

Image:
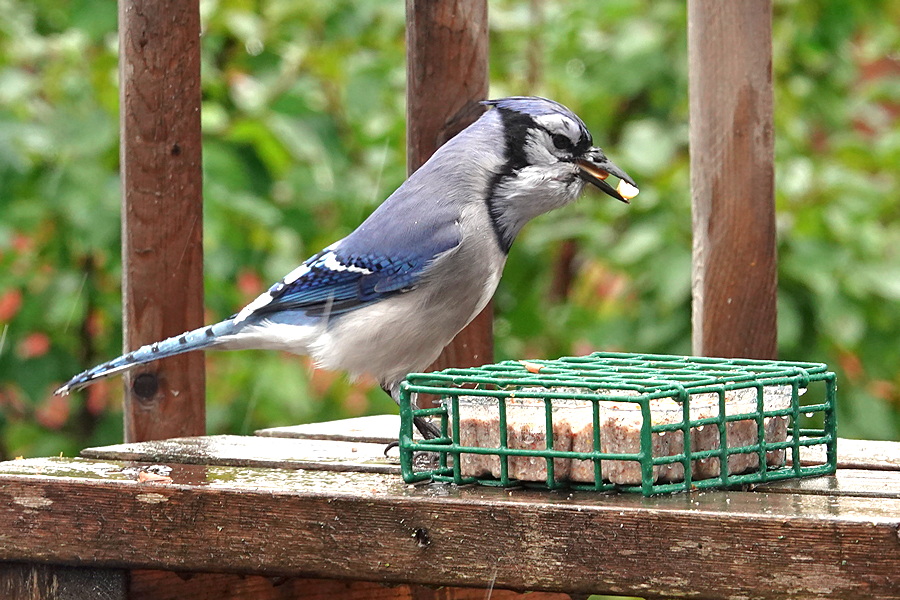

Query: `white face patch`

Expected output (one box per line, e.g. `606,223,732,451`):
533,113,582,142
523,130,556,164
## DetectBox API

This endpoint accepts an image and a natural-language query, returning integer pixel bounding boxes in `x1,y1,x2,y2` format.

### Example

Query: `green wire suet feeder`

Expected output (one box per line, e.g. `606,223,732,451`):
398,352,837,496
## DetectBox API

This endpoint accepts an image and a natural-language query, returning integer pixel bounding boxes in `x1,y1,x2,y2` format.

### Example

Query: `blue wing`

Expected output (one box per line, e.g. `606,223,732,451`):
238,212,461,321
252,249,428,317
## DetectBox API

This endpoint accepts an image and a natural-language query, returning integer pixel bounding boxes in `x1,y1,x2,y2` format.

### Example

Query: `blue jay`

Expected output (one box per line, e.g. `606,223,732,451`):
55,96,638,438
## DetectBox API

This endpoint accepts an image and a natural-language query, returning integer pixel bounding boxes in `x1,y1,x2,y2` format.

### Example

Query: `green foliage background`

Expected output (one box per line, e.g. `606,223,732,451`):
1,0,898,459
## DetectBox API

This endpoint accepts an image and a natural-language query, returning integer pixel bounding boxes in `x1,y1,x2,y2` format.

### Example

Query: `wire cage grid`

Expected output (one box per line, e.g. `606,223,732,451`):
398,352,837,496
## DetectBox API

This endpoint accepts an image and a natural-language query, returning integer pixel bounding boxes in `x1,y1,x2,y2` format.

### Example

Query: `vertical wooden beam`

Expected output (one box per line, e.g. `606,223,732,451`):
688,0,777,359
120,0,206,441
0,563,126,600
406,0,491,375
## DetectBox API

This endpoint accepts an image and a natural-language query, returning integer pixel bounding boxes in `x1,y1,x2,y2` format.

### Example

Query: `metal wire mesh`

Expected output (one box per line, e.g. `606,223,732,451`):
398,352,837,495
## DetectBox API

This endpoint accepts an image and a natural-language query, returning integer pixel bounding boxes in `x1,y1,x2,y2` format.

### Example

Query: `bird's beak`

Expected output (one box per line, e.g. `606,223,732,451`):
576,150,639,204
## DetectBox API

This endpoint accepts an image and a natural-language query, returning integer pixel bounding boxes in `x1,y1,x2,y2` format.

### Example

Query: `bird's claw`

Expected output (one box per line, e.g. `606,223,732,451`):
383,440,400,456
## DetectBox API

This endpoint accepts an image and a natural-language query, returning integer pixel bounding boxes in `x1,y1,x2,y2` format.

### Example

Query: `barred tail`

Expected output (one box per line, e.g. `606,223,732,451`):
54,319,239,395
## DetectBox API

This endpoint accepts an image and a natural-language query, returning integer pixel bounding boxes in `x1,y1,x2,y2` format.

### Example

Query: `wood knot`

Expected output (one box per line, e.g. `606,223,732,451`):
133,372,159,400
412,527,431,548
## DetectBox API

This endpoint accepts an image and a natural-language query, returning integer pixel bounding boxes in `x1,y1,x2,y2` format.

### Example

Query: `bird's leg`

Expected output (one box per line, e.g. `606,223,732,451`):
381,383,440,441
414,414,441,440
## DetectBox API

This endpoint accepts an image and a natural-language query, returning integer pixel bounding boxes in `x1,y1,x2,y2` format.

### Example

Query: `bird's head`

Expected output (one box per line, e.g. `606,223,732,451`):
477,96,638,250
484,96,638,203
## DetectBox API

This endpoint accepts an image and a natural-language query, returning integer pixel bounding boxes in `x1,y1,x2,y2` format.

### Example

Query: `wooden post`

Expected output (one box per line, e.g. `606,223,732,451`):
120,0,206,441
406,0,492,374
0,563,126,600
688,0,777,359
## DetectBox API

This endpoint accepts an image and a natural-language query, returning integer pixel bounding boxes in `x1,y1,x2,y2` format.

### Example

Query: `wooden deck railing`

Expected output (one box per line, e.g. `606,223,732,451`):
116,0,781,442
3,1,898,599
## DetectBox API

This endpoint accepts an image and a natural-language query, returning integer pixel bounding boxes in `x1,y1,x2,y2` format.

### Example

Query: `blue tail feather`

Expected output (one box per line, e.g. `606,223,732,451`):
54,319,239,395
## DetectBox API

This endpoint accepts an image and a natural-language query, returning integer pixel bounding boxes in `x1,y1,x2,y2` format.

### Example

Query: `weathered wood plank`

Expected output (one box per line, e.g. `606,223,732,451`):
1,458,899,599
757,469,900,498
256,415,900,473
129,571,571,600
255,415,404,445
0,562,126,600
81,431,900,486
688,0,777,359
81,435,399,474
806,438,900,471
119,0,206,441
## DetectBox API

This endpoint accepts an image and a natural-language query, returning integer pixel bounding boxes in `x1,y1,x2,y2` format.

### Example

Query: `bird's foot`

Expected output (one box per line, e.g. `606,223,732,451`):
382,416,441,456
414,415,441,440
383,440,399,456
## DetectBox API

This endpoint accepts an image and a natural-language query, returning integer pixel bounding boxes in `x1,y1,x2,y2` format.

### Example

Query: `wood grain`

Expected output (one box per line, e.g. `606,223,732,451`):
259,417,900,465
688,0,777,360
757,468,900,498
255,415,404,445
257,416,900,472
406,0,493,386
81,435,400,474
119,0,206,441
1,458,899,599
129,571,570,600
0,562,126,600
406,0,490,175
800,438,900,471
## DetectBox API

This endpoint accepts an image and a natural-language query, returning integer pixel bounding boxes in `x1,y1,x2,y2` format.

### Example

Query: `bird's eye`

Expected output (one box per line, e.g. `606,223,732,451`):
551,133,572,151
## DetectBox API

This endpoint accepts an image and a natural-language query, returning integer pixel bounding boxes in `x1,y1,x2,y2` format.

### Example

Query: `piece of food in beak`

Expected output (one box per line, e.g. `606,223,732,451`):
616,180,640,201
576,156,638,204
